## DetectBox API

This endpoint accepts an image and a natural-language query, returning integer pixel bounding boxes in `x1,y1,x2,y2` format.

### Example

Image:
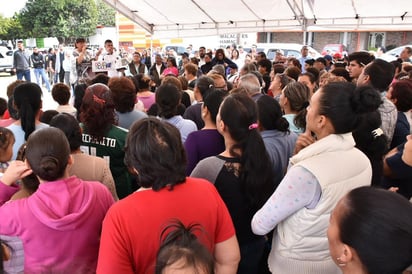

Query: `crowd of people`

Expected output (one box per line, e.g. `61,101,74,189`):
0,39,412,274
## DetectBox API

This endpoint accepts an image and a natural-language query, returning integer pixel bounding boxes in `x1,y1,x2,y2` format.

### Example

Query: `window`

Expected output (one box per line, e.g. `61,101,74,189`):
369,32,385,49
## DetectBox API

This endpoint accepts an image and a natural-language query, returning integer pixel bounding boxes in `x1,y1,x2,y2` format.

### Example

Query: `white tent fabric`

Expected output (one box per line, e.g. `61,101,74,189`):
103,0,412,38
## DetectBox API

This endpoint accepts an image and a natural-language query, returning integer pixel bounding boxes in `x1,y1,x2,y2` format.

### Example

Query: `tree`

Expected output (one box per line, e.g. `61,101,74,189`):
0,15,26,47
96,0,116,27
19,0,98,44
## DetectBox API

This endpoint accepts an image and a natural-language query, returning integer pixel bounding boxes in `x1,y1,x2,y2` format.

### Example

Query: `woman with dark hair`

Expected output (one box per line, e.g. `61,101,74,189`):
156,83,197,143
298,71,318,96
257,95,297,187
162,75,192,110
230,49,244,71
141,49,151,70
108,76,147,129
50,113,118,200
80,83,132,199
183,76,215,130
386,79,412,149
73,83,88,121
97,118,240,274
252,82,381,274
211,48,238,74
0,127,114,273
7,82,48,160
330,67,351,82
328,186,412,274
179,75,195,106
185,89,227,175
0,80,25,127
279,81,310,134
268,73,294,100
351,86,388,187
191,93,275,274
134,73,156,111
156,220,215,274
161,57,179,77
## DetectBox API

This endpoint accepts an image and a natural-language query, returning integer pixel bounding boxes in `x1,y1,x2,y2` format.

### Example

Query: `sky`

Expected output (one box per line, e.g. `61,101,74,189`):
0,0,27,18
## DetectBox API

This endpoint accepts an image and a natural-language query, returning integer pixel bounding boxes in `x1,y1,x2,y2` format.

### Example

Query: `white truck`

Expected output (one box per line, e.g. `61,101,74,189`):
0,46,14,75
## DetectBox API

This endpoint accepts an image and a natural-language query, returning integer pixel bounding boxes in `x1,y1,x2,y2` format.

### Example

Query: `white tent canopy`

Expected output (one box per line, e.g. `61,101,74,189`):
103,0,412,38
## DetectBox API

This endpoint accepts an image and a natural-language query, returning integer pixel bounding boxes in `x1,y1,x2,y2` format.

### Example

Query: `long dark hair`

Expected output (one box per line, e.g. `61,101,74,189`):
319,83,381,134
257,95,289,132
339,187,412,274
220,93,275,209
13,83,42,140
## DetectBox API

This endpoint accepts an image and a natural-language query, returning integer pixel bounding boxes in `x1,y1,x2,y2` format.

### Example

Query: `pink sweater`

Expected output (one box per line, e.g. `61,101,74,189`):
0,176,115,273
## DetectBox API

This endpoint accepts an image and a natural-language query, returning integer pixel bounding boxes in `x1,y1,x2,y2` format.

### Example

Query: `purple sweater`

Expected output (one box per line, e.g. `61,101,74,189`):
184,129,225,175
0,176,115,273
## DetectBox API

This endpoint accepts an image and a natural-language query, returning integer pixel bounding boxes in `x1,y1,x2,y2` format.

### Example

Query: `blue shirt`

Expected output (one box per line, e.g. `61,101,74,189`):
163,115,197,143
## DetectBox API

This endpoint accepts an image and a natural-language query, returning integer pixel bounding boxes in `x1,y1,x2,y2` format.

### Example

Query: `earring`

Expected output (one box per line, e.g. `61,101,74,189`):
336,257,346,267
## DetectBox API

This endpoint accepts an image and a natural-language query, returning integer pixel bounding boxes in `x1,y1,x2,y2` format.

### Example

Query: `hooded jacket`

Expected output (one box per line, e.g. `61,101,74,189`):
0,176,115,273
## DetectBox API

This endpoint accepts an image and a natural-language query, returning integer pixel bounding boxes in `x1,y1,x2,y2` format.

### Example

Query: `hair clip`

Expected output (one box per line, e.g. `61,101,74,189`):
248,123,258,130
93,94,106,105
208,84,214,89
371,128,384,138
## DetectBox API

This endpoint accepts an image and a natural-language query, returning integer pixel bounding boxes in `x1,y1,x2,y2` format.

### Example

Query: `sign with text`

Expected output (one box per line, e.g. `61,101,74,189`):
92,61,113,72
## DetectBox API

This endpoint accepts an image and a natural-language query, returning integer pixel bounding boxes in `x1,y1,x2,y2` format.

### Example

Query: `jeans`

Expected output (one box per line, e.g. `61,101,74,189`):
16,69,31,82
34,68,51,91
59,68,65,83
64,71,70,87
48,69,55,85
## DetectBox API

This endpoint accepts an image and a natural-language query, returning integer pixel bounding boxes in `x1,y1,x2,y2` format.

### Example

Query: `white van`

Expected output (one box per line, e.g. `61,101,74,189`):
257,43,321,60
0,46,14,75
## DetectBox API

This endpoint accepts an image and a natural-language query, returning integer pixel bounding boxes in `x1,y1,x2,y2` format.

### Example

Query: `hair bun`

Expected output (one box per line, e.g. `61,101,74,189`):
38,156,62,181
351,85,382,114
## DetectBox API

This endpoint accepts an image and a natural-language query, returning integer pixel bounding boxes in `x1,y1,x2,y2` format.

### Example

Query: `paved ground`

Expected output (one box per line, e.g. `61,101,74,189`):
0,71,60,112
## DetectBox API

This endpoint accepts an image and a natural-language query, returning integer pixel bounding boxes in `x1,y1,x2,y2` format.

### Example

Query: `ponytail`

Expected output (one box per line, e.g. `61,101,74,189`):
13,83,42,141
221,94,275,210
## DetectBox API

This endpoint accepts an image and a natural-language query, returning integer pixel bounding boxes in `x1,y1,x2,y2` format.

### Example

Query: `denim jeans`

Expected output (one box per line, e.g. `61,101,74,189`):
34,68,51,91
16,69,31,82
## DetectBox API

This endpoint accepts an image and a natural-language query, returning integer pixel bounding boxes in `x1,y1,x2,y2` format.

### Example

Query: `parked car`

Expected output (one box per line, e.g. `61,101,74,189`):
258,43,321,60
164,44,187,56
384,44,412,61
321,44,347,57
243,46,265,54
0,46,14,75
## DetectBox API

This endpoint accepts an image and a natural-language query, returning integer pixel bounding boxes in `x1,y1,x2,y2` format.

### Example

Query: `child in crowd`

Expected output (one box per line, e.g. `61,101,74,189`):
155,220,214,274
1,240,10,273
0,127,14,174
0,98,7,119
51,83,77,117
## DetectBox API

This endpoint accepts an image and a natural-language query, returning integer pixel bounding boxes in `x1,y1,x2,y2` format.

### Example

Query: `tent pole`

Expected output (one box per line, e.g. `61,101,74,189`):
302,18,307,45
150,36,153,67
303,31,307,45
